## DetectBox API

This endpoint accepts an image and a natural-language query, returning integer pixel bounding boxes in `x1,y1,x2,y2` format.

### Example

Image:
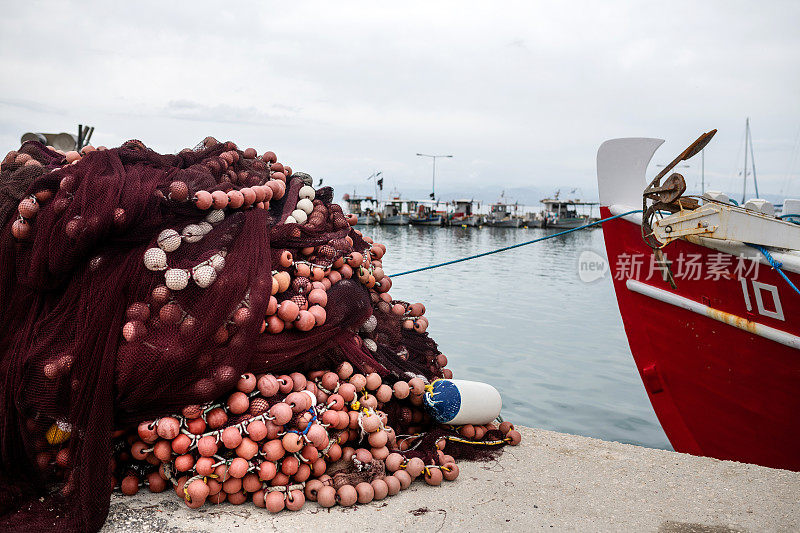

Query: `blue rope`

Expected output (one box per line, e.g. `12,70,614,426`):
747,243,800,297
391,210,642,277
779,214,800,224
287,408,318,436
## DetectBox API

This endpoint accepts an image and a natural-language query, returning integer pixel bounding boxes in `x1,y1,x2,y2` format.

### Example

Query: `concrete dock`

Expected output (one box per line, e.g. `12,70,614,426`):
102,426,800,532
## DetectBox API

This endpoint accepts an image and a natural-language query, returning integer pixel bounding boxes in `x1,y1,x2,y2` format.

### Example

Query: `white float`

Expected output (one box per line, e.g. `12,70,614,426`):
423,379,502,425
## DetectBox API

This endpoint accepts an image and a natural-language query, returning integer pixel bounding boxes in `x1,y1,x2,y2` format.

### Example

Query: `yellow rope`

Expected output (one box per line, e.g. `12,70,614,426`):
446,435,507,446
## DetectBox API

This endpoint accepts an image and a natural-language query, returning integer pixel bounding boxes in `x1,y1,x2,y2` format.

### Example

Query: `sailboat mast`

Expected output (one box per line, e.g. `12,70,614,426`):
701,149,705,194
748,119,759,198
742,118,749,204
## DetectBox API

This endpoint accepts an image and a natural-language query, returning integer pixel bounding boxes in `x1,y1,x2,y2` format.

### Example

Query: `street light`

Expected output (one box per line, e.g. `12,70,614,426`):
416,153,452,200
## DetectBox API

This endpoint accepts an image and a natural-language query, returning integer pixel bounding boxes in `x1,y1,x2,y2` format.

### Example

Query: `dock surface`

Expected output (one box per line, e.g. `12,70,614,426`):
102,426,799,532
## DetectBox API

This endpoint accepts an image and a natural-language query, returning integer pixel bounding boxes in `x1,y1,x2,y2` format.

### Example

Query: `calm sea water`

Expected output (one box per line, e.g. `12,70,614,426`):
357,224,671,450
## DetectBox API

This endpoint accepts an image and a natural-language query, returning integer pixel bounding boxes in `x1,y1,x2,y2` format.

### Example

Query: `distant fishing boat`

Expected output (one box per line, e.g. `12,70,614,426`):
449,199,482,227
538,192,599,229
410,201,446,226
341,193,378,225
486,193,522,228
378,191,412,225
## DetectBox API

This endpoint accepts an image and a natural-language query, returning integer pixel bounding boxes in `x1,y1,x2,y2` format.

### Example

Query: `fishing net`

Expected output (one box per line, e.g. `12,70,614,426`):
0,138,519,532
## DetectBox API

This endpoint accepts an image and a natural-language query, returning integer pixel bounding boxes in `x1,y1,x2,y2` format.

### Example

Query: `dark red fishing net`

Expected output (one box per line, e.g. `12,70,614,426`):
0,139,452,531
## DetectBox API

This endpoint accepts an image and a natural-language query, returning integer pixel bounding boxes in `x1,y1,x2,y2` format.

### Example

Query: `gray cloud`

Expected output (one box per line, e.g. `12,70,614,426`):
158,100,297,126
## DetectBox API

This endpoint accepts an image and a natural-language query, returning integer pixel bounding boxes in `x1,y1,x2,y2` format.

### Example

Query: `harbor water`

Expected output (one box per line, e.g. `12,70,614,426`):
359,224,672,450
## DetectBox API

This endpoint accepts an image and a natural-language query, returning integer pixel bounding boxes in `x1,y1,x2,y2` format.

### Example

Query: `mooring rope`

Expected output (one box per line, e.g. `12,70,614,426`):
747,243,800,297
390,210,642,277
390,211,800,298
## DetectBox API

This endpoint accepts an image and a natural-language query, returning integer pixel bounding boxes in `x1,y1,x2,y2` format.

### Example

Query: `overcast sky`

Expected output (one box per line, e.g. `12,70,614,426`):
1,1,799,202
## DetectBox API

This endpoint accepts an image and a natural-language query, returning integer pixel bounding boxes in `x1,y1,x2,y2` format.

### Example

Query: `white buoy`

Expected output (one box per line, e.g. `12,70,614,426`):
143,248,167,271
291,209,308,224
423,379,502,425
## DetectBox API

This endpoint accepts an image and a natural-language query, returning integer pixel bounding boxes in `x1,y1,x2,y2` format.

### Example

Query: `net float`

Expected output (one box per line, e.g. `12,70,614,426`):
258,461,277,481
394,470,412,490
442,462,459,481
265,491,285,513
174,454,194,472
210,190,228,209
147,471,167,493
267,180,285,200
120,475,139,496
18,198,39,219
371,445,389,460
228,457,249,478
423,379,502,426
336,484,358,507
269,402,293,425
242,473,261,493
241,187,256,205
171,434,192,454
194,190,213,210
206,408,228,429
367,430,388,448
270,472,290,486
384,475,401,496
424,467,444,486
227,189,244,208
247,420,268,441
252,490,266,508
277,375,294,393
257,374,280,397
222,476,242,495
355,482,374,504
295,310,315,331
506,429,522,445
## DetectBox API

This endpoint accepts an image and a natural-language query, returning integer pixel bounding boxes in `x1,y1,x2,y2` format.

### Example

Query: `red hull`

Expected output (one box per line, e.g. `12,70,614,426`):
601,207,800,471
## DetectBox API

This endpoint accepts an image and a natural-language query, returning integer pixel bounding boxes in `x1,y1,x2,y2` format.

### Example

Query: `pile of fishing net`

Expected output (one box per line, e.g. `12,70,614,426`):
0,137,521,531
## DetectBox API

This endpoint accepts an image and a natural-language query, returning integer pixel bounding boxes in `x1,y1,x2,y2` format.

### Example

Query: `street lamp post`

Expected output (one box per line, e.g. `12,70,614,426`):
416,153,452,200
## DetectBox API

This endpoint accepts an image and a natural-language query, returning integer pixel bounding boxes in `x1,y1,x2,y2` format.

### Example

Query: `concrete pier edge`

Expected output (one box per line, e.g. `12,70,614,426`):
102,426,800,532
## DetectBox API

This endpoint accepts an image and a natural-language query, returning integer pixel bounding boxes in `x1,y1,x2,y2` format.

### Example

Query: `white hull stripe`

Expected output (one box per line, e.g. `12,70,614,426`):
625,279,800,350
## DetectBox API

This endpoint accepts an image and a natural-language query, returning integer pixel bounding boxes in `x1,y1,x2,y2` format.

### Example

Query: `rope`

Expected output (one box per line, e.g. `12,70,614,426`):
390,210,642,277
747,243,800,297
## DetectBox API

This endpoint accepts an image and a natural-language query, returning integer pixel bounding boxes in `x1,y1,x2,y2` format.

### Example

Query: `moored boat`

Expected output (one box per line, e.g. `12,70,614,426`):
378,192,412,225
486,194,521,227
449,199,482,226
597,132,800,471
410,201,446,226
342,193,378,225
538,194,599,229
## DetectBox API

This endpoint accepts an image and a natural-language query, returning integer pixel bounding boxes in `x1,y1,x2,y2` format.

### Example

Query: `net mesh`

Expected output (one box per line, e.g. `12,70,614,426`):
0,139,458,531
